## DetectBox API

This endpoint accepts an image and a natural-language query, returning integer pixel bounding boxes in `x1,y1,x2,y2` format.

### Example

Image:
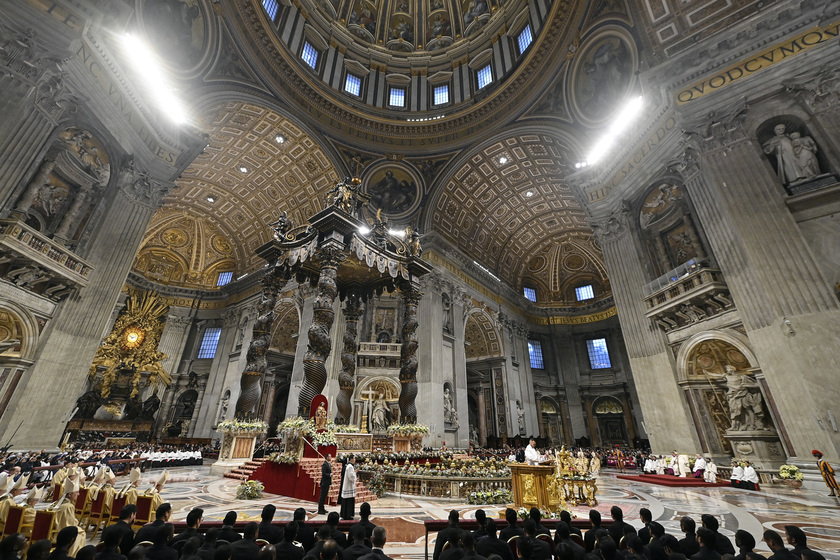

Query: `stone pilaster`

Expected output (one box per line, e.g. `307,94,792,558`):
551,332,586,441
681,105,840,458
0,161,172,447
593,210,698,453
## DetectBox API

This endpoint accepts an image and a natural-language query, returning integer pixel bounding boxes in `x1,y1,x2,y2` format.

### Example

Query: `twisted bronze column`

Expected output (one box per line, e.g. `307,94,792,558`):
235,269,289,417
398,283,423,423
336,293,363,425
298,246,346,415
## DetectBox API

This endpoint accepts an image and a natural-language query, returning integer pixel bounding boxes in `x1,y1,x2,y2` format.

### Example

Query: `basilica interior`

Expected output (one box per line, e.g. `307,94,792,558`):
1,0,840,481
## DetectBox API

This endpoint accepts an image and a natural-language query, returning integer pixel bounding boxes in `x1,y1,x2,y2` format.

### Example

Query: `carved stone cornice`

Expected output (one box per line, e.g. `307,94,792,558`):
221,309,240,326
681,97,749,153
165,315,193,330
783,64,840,114
591,207,632,245
117,157,175,209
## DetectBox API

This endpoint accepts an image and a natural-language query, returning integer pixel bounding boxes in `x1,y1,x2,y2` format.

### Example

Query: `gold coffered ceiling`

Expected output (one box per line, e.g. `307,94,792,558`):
140,101,340,280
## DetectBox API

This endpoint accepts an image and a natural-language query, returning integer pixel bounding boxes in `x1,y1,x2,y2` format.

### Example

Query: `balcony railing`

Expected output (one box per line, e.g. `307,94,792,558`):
643,260,733,332
0,218,93,300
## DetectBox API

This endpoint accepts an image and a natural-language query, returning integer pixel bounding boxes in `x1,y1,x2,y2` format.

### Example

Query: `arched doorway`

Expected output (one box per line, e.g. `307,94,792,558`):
166,389,198,436
593,397,628,446
354,377,400,433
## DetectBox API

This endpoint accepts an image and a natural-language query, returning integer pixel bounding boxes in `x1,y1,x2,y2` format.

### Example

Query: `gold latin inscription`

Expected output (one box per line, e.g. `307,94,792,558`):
675,21,840,105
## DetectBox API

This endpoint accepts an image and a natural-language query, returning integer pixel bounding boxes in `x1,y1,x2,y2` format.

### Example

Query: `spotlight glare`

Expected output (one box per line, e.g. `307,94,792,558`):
499,156,508,165
239,166,248,173
586,96,644,165
525,190,534,197
207,195,216,203
275,134,286,143
388,229,406,237
121,34,187,124
358,226,371,235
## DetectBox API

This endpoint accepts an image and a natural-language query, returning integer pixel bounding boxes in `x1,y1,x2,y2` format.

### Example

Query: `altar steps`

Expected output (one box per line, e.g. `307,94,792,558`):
223,458,268,481
297,458,377,505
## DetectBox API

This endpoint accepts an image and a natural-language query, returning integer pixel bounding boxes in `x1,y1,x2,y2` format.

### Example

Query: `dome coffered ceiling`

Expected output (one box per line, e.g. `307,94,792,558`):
147,101,340,276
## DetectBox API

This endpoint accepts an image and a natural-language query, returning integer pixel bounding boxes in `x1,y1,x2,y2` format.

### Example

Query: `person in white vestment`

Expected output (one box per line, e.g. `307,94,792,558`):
693,454,706,478
741,461,759,491
524,437,541,466
678,454,690,477
704,458,718,483
730,461,744,488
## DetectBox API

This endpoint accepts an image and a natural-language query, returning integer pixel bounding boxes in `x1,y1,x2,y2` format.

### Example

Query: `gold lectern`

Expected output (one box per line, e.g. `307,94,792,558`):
510,463,560,511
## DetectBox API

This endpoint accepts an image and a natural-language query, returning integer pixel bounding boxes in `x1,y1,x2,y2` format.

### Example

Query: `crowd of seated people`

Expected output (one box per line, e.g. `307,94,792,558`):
429,506,825,560
0,501,392,560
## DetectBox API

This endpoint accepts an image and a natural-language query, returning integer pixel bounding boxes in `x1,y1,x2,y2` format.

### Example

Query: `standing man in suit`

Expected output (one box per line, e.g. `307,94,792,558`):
318,454,332,515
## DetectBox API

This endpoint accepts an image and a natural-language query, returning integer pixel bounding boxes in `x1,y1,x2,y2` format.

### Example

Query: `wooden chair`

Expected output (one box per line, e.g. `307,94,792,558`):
133,496,153,529
256,539,269,548
135,541,153,548
537,534,555,555
74,487,90,518
2,505,25,536
215,540,231,548
31,510,56,543
619,536,627,550
106,495,128,527
570,534,585,548
508,535,520,557
85,491,110,539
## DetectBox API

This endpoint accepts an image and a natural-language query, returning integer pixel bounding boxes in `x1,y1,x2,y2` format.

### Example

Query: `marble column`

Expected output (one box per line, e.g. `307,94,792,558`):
336,294,362,425
10,156,55,218
681,107,840,458
476,385,487,446
0,163,174,447
53,184,93,243
235,271,288,417
298,247,344,415
593,210,699,453
285,285,316,418
551,331,586,439
398,280,423,423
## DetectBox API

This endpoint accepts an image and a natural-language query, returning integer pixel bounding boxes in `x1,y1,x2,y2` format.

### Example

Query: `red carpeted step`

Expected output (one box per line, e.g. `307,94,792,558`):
616,474,732,488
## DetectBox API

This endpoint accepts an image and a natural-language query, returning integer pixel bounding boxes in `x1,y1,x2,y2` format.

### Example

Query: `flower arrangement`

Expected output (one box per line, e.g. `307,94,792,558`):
267,452,299,464
310,428,337,447
387,423,430,436
338,424,361,433
468,489,512,505
277,416,311,435
235,480,264,500
217,419,268,433
778,464,804,481
356,456,510,478
365,471,387,497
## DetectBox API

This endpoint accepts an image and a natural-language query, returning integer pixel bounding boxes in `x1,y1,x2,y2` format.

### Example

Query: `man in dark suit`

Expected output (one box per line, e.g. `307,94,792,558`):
98,522,130,560
259,504,284,544
763,530,798,560
230,522,261,560
608,507,633,545
219,511,242,543
134,503,171,546
306,528,345,560
524,520,552,560
690,529,722,560
276,522,305,560
294,508,316,551
105,504,136,555
358,527,392,560
584,510,602,552
554,523,585,560
476,519,513,560
324,512,349,548
679,517,700,558
318,454,333,515
500,508,523,543
638,509,652,544
344,525,372,560
170,507,204,550
349,503,376,540
530,508,550,537
700,516,734,556
434,510,462,560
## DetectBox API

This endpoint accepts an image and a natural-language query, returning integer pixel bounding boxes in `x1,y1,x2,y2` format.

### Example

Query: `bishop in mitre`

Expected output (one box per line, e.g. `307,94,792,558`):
145,470,169,511
97,467,118,519
121,467,142,506
20,485,44,538
0,473,30,532
51,477,87,557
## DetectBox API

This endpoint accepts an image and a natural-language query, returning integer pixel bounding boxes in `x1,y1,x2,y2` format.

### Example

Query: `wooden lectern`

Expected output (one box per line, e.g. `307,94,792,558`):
510,462,560,511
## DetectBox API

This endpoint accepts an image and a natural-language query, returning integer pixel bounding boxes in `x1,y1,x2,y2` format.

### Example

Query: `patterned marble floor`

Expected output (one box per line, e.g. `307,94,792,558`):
146,467,840,560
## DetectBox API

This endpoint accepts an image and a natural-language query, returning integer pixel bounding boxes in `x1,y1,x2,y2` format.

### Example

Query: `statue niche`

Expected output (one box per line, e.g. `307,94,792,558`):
757,117,832,194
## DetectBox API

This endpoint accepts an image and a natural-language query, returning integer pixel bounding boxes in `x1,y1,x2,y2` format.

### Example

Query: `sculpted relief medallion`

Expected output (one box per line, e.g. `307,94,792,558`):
570,31,636,126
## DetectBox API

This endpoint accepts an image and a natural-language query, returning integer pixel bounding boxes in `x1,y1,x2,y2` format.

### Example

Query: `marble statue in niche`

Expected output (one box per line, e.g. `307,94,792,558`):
442,292,453,334
704,365,769,432
444,385,459,428
762,124,822,186
517,400,525,434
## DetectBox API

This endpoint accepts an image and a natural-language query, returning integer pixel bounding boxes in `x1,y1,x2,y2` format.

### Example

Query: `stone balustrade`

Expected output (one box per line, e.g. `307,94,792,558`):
362,471,510,498
0,218,93,300
643,261,734,332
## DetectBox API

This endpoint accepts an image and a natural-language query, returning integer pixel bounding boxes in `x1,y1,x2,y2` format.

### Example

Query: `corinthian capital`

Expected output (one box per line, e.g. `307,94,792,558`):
591,207,631,244
681,97,749,152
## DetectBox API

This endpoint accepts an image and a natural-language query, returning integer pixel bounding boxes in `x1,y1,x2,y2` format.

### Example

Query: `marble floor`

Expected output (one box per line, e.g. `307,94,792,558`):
143,467,840,560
